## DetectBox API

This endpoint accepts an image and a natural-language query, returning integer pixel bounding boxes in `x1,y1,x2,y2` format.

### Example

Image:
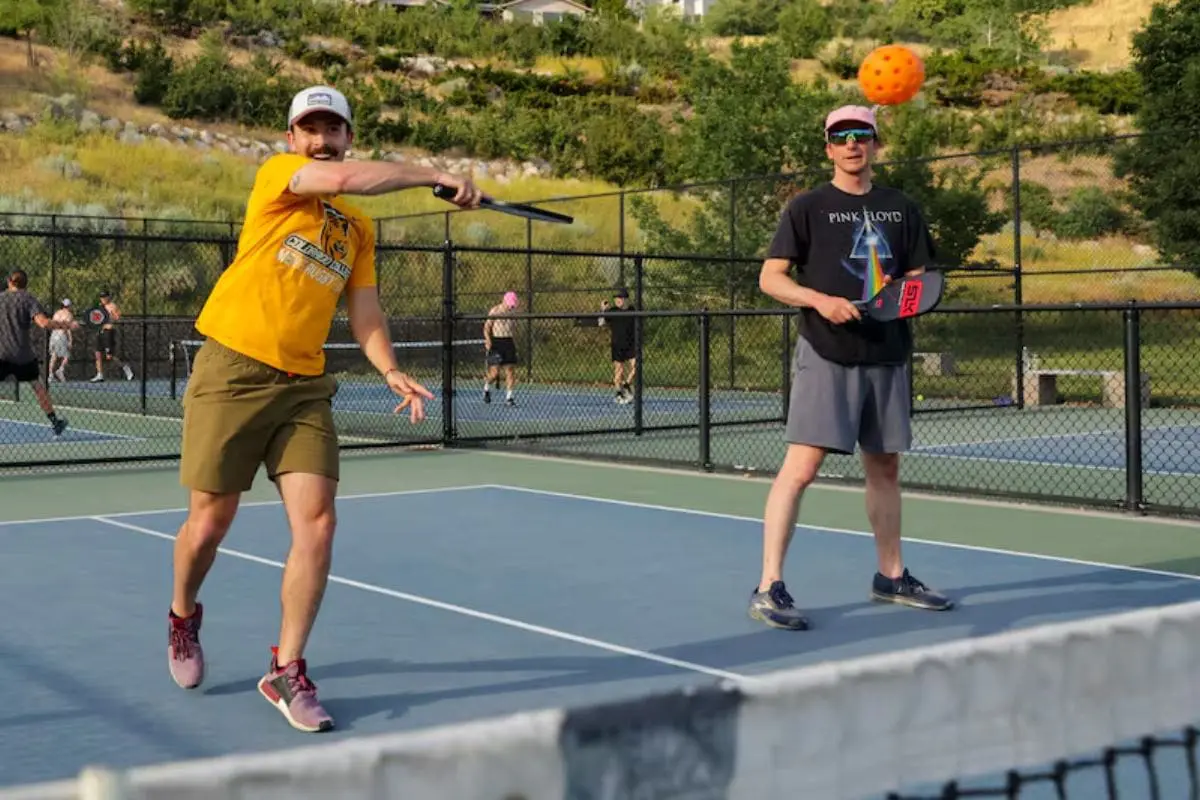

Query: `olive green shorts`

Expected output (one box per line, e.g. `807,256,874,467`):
180,339,339,494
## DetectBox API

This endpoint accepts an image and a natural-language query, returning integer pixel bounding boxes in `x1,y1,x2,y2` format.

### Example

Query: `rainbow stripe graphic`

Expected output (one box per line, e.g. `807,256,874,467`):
861,217,887,302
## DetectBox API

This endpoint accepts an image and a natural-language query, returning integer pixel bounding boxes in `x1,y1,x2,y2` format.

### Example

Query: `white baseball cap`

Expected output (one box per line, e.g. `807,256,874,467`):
288,85,352,129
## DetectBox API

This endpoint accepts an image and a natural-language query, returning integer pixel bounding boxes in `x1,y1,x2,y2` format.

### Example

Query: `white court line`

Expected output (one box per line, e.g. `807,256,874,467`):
0,415,142,442
468,448,1200,527
91,515,747,685
0,484,493,528
481,484,1200,584
911,422,1200,454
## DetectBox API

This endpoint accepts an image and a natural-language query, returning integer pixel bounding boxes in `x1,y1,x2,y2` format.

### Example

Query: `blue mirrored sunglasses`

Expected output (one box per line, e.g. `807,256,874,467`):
827,128,877,145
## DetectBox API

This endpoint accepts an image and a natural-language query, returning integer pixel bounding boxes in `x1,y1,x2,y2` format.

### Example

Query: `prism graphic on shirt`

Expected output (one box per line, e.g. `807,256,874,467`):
839,212,895,302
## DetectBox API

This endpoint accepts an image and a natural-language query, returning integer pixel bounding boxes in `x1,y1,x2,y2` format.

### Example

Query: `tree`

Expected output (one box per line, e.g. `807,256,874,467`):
0,0,55,67
628,41,837,306
1114,0,1200,272
891,0,1084,64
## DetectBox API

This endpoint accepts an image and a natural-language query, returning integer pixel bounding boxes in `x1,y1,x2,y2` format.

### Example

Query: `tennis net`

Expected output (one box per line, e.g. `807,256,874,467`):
6,599,1200,800
168,338,487,398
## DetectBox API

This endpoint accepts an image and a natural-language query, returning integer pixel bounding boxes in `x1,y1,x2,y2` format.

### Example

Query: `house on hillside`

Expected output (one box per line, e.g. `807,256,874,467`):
354,0,452,8
357,0,590,22
496,0,592,24
626,0,713,18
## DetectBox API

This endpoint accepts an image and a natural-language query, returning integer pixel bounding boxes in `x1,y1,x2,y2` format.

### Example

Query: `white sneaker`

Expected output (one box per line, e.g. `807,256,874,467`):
123,364,133,381
90,373,104,383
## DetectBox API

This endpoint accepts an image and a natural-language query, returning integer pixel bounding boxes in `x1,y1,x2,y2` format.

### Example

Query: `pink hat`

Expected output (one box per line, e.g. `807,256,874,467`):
503,291,518,308
824,105,877,133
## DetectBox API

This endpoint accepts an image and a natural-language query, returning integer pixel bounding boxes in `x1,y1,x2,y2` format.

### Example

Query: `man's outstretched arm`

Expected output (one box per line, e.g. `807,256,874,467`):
288,161,481,206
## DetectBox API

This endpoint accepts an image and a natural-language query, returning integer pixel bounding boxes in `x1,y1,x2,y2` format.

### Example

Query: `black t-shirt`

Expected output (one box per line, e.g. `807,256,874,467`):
0,290,46,364
603,305,636,348
767,182,936,366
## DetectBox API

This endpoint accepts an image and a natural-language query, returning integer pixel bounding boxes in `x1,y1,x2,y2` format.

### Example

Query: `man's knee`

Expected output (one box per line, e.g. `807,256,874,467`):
777,445,824,493
184,493,239,549
862,452,901,484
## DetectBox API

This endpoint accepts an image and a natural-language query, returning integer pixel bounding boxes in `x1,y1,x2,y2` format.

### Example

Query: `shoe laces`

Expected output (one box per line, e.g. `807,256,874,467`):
281,659,317,697
169,621,196,659
768,582,796,609
899,570,929,594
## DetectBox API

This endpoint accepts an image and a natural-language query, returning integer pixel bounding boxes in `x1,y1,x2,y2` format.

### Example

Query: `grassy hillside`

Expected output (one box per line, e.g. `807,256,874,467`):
1044,0,1154,70
3,0,1193,309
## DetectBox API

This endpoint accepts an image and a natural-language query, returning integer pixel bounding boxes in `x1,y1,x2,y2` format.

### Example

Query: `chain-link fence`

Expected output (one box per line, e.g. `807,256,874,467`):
1,230,1198,518
378,133,1199,305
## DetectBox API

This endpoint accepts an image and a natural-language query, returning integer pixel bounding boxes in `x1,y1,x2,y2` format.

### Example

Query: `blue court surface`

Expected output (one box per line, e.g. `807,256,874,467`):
913,423,1200,475
2,482,1200,791
0,417,136,446
53,377,780,423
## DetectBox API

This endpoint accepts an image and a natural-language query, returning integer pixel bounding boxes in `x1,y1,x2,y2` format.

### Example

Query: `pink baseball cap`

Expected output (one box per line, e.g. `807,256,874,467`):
503,291,518,308
824,105,877,133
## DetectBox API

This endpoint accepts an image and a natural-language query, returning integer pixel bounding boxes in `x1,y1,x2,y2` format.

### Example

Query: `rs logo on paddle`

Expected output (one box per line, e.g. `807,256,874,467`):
899,280,924,318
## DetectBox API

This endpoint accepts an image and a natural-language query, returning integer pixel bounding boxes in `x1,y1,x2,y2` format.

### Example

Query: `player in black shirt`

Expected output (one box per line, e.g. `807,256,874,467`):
0,269,78,436
599,287,637,404
747,106,954,632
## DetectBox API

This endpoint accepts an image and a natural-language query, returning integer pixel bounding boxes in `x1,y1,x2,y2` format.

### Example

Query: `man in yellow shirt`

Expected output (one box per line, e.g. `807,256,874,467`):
165,85,481,733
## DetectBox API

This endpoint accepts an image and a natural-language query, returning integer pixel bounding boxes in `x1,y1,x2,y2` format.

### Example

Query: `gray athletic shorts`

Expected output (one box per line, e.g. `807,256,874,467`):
785,335,912,455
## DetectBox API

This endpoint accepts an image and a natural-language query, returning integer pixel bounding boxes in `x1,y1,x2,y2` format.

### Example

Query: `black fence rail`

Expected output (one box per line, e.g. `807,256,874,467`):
0,232,1197,518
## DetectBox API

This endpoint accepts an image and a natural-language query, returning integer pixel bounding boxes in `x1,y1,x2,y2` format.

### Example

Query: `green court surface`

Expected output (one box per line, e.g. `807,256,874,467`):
4,371,1198,514
4,447,1200,575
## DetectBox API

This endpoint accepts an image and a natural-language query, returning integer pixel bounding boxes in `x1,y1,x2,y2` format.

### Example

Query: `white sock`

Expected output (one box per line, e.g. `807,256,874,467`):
506,389,513,400
484,381,492,391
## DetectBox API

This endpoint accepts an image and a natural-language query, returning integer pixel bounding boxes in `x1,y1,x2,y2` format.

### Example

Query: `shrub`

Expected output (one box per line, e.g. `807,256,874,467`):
1051,186,1126,239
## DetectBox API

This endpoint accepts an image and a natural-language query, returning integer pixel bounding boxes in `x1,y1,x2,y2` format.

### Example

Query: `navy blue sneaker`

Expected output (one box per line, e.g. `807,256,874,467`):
871,569,954,610
748,581,811,630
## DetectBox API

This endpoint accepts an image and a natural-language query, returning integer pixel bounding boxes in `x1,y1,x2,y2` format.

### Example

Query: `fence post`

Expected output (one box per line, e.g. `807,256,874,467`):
1123,305,1145,514
441,240,456,445
780,314,791,422
699,308,712,472
140,219,149,415
525,217,533,383
728,180,737,390
1012,145,1026,409
634,255,645,437
618,192,626,286
46,217,57,385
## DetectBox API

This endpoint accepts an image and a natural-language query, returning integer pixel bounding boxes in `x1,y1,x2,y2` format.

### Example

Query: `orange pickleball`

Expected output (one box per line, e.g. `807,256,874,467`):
858,45,925,106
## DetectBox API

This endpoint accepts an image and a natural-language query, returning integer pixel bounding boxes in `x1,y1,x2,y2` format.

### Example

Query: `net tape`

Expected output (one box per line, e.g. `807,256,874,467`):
4,597,1199,800
170,338,487,378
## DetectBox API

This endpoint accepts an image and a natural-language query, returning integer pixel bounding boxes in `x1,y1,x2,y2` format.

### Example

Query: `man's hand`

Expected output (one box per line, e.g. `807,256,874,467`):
385,370,435,423
434,173,483,209
816,294,862,325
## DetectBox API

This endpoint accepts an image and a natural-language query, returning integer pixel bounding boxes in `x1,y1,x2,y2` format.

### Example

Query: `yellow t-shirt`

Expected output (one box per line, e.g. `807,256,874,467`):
195,152,377,376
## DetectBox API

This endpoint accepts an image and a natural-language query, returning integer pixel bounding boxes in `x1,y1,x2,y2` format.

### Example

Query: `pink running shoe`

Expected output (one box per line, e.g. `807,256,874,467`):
257,647,334,733
167,604,205,689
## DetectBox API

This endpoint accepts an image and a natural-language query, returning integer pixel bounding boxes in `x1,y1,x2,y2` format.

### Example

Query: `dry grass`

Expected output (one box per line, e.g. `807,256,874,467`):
1043,0,1157,70
531,55,608,80
0,38,167,126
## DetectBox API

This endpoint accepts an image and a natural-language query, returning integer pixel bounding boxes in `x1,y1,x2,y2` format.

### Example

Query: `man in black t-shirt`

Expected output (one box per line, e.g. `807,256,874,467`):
747,105,954,632
0,269,78,436
599,287,637,404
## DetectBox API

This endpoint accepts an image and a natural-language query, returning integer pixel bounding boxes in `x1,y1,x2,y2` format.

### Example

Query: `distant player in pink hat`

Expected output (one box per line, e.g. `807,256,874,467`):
747,103,952,632
483,290,521,405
